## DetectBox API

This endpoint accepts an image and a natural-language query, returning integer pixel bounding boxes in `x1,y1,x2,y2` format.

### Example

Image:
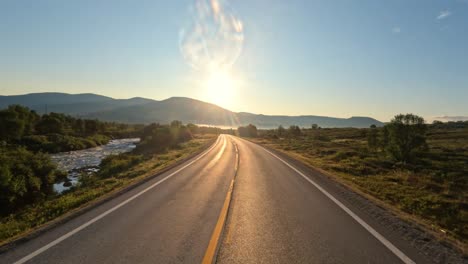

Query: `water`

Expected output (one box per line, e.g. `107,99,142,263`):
52,138,140,193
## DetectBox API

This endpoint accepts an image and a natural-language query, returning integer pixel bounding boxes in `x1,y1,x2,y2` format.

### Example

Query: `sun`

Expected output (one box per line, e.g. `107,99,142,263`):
204,68,236,107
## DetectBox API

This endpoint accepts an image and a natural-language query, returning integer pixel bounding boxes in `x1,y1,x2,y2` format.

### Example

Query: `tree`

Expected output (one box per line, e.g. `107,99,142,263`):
187,123,199,134
277,125,286,137
367,124,378,151
170,120,182,128
84,119,99,135
0,110,25,141
0,105,39,141
73,119,85,135
288,125,301,137
380,125,389,150
0,147,60,215
136,122,192,154
385,114,427,163
35,114,64,134
238,124,257,137
311,124,319,130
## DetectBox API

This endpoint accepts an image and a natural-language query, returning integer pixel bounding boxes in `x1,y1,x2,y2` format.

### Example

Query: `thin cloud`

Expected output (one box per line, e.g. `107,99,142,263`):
392,27,401,34
437,10,452,20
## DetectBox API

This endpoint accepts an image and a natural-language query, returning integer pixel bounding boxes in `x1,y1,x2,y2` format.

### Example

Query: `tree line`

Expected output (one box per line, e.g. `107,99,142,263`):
0,105,141,153
0,105,215,216
237,114,460,164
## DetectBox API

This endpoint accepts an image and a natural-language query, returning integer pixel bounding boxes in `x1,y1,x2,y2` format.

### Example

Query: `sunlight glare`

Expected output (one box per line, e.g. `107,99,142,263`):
204,68,236,107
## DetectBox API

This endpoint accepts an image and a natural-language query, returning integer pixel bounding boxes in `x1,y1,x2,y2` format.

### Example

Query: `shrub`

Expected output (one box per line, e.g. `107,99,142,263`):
0,147,62,215
99,154,143,178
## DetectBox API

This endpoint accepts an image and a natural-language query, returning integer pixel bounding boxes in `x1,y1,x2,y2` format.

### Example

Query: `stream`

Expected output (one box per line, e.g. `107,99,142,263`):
51,138,140,193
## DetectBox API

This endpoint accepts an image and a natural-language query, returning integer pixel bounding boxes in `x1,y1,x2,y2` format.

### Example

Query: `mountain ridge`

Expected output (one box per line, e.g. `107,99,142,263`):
0,93,384,128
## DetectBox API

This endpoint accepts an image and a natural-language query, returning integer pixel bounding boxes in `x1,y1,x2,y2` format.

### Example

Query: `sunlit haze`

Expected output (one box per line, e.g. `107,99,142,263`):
1,0,467,121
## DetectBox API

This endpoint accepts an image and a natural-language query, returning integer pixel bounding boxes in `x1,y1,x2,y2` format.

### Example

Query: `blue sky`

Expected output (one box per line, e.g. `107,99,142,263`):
1,0,467,121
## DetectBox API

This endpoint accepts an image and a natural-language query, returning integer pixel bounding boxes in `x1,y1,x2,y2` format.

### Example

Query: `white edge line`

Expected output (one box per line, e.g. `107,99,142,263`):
261,147,416,264
13,136,221,264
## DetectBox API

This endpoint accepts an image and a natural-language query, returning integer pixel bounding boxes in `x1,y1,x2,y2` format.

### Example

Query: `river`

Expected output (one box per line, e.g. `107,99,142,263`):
51,138,140,193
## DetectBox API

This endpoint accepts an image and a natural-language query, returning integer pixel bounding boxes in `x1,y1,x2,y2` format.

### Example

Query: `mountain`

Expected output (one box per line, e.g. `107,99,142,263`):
0,93,154,115
431,116,468,122
0,93,383,128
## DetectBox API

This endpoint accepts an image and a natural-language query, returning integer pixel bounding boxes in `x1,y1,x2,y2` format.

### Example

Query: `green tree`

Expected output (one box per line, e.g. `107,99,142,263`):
277,125,286,137
367,124,378,151
0,148,60,215
0,110,25,141
187,123,199,134
0,105,39,141
385,114,427,163
380,125,389,150
288,125,301,137
170,120,182,128
73,119,85,135
35,114,64,134
137,122,192,154
84,119,99,135
238,124,257,137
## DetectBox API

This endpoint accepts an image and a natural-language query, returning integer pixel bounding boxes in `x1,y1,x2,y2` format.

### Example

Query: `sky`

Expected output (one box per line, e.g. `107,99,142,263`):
1,0,467,122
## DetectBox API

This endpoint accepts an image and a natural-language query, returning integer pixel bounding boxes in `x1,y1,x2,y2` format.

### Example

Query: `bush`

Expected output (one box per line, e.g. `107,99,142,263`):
99,154,143,178
0,147,62,215
136,121,193,154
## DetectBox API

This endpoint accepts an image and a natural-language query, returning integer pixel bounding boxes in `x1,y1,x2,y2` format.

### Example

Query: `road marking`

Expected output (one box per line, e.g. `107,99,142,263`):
234,142,239,172
201,180,234,264
13,136,222,264
261,147,416,264
214,136,227,161
202,140,239,264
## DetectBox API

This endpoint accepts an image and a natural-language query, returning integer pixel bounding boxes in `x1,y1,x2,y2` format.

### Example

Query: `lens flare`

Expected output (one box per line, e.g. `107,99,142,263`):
179,0,244,71
204,67,236,107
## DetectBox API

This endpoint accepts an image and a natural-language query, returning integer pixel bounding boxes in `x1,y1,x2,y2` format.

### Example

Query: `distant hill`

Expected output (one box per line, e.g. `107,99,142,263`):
431,116,468,122
0,93,384,128
0,93,154,115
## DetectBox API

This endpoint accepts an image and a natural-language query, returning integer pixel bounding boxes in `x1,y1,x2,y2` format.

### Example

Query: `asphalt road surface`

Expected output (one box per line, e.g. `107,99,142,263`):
0,135,436,264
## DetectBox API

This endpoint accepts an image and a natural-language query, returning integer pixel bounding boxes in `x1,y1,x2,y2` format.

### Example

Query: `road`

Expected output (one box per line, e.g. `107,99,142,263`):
0,135,435,264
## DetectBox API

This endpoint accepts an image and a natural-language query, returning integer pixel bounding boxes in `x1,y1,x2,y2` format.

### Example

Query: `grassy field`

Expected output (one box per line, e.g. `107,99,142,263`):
0,134,216,247
252,126,467,248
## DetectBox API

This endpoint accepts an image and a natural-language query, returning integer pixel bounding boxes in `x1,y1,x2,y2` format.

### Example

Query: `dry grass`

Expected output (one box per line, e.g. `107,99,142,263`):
253,126,468,247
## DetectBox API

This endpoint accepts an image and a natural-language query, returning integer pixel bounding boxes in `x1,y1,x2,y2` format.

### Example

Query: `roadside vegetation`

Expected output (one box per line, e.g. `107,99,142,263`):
245,115,467,246
0,105,219,246
0,105,142,153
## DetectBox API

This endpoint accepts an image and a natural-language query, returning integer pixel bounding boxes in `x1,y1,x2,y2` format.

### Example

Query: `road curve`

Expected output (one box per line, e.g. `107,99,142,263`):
1,135,236,264
0,135,437,263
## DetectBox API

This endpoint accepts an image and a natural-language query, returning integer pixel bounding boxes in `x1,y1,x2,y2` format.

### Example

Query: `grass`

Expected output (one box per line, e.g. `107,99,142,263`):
0,134,216,247
252,126,468,249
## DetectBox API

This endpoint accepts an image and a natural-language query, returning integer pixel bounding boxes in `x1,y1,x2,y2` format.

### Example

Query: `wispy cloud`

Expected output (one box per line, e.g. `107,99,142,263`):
437,10,452,20
392,27,401,34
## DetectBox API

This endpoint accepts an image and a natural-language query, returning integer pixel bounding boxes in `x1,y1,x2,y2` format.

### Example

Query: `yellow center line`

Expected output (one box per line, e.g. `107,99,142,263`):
201,180,234,264
201,138,239,264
